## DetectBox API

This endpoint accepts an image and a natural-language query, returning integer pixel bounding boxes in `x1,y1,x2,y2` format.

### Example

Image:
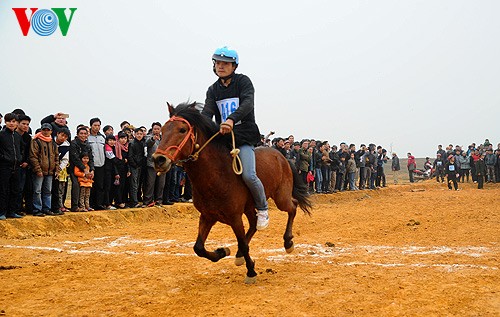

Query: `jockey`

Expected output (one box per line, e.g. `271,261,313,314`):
202,46,269,230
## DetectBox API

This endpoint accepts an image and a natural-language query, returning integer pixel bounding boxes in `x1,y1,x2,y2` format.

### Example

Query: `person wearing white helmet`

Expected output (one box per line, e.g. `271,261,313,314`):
202,46,269,230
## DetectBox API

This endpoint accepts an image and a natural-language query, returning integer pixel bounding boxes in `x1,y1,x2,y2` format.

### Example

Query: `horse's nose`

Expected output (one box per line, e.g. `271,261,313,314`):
152,153,171,172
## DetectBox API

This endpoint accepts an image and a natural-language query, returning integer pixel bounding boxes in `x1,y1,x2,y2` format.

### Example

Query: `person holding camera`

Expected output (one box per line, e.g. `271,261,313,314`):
202,46,269,230
41,112,71,139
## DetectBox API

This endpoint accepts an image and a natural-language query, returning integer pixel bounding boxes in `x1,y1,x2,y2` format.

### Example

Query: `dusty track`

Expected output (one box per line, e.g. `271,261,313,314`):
1,181,499,316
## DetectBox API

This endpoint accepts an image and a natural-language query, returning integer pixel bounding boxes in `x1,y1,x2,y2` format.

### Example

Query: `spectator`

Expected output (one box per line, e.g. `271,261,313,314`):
346,152,357,190
15,114,33,215
320,141,332,193
128,127,146,208
103,125,114,136
114,131,130,208
0,112,2,128
74,153,94,211
298,139,311,185
52,127,71,214
437,145,446,159
88,118,106,210
69,126,94,212
329,145,340,192
376,147,388,187
30,123,61,216
103,134,119,210
407,153,416,183
475,153,486,189
495,148,500,184
485,149,497,183
143,122,166,207
391,152,400,184
0,113,23,220
120,121,130,131
313,142,324,193
445,155,459,191
433,153,445,183
457,151,471,182
41,112,71,139
356,144,366,189
471,149,481,183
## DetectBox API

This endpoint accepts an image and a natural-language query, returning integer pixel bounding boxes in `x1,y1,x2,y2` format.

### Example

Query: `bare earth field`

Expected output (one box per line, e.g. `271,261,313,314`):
0,181,499,316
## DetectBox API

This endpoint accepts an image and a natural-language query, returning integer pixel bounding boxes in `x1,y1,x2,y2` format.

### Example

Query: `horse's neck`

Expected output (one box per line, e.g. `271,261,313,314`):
185,144,231,183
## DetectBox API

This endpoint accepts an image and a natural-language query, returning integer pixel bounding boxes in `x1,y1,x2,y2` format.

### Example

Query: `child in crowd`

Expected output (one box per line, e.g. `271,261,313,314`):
74,153,94,211
346,152,357,190
475,153,486,189
445,155,459,191
103,134,118,210
114,131,130,208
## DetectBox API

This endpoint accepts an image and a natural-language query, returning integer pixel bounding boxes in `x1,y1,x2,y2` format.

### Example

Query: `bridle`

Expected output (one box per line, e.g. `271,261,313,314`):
155,115,243,174
155,116,197,164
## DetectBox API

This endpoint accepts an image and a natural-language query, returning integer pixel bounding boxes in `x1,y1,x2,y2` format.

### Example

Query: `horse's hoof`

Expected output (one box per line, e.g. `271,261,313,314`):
235,256,245,266
244,276,257,284
215,247,231,259
285,242,294,253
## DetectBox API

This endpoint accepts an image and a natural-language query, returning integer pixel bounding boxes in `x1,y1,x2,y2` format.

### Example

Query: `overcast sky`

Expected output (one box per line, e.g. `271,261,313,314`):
1,0,499,157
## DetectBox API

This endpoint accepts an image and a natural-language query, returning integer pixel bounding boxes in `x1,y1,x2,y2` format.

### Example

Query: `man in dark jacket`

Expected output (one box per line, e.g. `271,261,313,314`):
475,153,487,189
128,128,146,208
69,126,94,212
391,152,401,184
0,113,24,219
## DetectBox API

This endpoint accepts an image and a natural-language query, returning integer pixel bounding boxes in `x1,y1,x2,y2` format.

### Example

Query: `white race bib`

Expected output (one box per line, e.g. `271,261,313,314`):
216,97,239,122
449,165,455,171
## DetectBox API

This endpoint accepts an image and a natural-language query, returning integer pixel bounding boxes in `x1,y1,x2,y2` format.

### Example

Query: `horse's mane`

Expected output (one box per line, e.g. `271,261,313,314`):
173,102,229,150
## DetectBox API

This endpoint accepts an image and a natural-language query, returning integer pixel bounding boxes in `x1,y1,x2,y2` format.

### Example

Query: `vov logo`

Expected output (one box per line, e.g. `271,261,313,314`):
12,8,77,36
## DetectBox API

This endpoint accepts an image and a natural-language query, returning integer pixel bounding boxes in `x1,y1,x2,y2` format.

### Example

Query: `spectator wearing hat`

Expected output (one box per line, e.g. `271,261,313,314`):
391,152,400,184
298,140,311,185
0,113,24,220
30,123,61,216
88,118,106,210
69,126,94,212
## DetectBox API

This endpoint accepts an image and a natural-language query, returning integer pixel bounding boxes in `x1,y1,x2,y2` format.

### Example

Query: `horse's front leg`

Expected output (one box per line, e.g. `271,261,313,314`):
231,217,257,284
193,215,230,262
235,210,257,266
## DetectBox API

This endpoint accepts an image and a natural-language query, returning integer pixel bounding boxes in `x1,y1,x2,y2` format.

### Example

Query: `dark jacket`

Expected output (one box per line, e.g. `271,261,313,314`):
445,161,459,177
69,137,94,174
392,156,400,171
0,127,23,168
128,138,146,169
475,159,486,176
203,73,261,147
41,115,71,139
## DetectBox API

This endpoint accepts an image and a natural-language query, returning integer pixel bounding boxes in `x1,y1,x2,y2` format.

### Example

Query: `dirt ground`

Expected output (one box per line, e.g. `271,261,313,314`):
0,180,499,316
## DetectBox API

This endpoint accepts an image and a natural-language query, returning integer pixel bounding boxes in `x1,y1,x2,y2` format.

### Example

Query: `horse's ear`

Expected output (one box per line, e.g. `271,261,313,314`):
167,102,175,117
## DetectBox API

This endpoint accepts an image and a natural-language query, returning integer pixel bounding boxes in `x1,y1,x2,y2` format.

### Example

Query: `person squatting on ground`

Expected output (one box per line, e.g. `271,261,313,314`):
202,46,269,230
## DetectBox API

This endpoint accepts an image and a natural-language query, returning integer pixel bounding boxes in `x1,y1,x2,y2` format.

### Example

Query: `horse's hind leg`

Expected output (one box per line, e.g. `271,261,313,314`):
193,215,230,262
275,192,298,253
231,217,257,284
235,209,257,266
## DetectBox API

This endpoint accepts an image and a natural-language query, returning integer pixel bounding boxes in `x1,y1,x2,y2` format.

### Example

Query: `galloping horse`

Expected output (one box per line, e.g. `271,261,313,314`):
153,102,312,284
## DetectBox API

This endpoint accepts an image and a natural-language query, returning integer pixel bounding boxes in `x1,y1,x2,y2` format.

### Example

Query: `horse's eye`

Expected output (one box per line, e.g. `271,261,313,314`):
179,128,187,134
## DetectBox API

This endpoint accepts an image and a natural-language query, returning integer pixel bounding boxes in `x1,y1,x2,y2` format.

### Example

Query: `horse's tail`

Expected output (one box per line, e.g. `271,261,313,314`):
288,160,312,215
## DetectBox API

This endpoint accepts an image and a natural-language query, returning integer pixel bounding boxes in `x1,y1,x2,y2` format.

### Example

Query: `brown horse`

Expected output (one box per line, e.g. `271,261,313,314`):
153,102,312,283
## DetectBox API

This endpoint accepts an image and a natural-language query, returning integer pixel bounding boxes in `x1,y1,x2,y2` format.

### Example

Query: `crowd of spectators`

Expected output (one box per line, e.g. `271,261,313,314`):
262,134,500,194
0,110,192,220
0,110,498,220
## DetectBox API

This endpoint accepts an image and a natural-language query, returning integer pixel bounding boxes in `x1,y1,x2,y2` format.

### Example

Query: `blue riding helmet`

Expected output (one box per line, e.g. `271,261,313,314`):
212,46,239,64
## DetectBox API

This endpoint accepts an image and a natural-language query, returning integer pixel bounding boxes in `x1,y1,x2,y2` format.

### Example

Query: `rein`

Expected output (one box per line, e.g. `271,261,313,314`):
156,116,242,175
